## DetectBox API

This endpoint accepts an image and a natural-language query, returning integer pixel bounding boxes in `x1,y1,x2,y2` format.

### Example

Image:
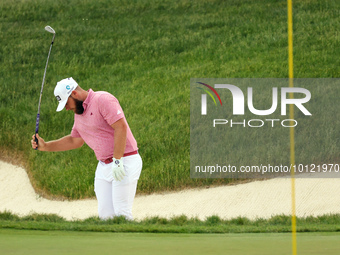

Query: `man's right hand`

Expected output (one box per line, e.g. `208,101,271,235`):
31,134,46,151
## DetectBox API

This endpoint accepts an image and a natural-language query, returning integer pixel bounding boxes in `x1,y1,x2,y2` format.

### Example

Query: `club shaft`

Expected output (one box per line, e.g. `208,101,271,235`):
35,33,55,134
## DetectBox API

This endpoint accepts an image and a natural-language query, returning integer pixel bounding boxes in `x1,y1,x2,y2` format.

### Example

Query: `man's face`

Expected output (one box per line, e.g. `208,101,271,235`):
65,96,84,114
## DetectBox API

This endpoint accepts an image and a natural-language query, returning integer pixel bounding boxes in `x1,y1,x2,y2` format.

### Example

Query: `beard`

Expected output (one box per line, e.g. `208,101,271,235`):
74,98,85,114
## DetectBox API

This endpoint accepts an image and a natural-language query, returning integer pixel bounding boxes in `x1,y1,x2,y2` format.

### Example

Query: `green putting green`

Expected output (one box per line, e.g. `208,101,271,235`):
1,229,340,255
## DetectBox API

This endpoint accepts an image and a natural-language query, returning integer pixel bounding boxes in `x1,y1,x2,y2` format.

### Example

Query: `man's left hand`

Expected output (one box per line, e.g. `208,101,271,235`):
112,158,126,181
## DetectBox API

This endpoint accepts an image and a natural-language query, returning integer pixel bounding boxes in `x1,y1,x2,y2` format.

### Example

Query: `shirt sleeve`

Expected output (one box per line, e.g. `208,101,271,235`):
71,123,81,137
98,93,124,126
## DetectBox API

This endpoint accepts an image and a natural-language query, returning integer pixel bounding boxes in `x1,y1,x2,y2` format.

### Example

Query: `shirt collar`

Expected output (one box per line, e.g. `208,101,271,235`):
82,89,94,112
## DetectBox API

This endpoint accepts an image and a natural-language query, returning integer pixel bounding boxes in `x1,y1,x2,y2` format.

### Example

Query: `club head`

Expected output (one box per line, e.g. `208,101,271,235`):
45,26,55,34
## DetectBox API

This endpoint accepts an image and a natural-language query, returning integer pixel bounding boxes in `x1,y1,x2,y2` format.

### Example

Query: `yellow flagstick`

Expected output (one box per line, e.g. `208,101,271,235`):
287,0,297,255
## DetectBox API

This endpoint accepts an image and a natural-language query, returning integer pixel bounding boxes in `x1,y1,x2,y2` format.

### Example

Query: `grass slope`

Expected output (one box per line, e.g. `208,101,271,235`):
0,0,339,198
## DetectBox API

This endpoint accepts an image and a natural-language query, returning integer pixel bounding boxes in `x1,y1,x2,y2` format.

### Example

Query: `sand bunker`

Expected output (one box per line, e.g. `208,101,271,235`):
1,160,340,221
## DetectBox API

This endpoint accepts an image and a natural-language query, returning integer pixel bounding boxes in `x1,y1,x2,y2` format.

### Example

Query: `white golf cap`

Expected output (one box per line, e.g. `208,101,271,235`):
54,77,78,112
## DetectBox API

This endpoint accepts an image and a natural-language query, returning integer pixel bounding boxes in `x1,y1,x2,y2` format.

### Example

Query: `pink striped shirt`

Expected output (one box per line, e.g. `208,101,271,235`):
71,89,138,161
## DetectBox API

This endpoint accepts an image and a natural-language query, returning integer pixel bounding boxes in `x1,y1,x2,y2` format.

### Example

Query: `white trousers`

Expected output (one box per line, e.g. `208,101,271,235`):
94,154,142,220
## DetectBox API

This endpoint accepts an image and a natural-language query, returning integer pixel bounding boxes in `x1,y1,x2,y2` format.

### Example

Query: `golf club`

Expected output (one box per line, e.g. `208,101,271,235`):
34,25,56,149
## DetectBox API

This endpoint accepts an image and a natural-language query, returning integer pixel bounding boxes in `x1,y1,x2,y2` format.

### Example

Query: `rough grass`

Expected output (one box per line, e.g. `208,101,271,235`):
1,211,340,233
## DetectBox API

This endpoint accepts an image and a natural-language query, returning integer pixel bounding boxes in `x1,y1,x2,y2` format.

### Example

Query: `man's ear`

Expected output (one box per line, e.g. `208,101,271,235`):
71,90,78,99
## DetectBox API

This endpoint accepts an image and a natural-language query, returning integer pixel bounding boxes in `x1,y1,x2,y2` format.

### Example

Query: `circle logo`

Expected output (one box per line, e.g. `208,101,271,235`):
66,85,70,90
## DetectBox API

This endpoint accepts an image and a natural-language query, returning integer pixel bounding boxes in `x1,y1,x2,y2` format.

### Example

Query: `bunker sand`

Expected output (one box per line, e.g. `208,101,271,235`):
1,161,340,221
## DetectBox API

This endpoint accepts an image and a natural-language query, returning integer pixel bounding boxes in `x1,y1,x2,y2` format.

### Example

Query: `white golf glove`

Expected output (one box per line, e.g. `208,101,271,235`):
112,158,126,181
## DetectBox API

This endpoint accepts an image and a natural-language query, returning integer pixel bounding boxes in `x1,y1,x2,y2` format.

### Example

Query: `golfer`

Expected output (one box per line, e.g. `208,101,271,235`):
31,77,142,220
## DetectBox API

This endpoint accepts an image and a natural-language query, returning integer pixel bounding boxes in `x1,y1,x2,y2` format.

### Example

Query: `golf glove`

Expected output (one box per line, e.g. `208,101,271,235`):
112,158,126,181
